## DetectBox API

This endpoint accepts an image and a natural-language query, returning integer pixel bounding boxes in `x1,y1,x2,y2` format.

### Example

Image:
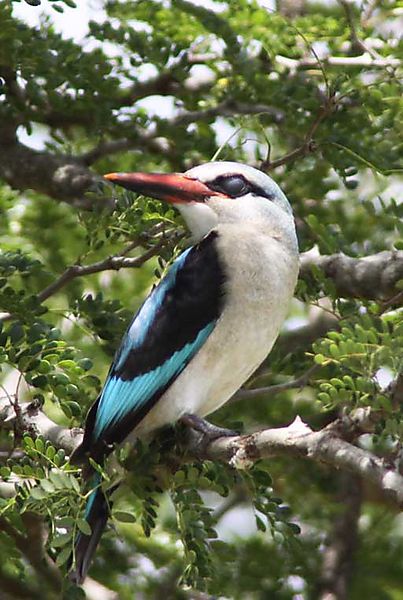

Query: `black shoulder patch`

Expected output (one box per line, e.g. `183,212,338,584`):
117,230,227,381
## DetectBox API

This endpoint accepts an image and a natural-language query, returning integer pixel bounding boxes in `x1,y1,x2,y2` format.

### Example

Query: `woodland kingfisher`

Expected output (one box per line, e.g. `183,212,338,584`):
69,161,299,583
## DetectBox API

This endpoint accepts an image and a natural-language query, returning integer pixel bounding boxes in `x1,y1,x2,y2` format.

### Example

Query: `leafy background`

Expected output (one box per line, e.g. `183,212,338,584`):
0,0,402,598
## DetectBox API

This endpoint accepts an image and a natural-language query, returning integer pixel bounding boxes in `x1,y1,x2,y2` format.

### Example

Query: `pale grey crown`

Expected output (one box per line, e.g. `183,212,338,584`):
185,161,293,216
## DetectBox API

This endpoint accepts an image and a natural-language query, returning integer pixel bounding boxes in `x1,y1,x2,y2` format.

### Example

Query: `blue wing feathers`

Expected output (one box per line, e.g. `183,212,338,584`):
76,230,225,461
94,321,214,439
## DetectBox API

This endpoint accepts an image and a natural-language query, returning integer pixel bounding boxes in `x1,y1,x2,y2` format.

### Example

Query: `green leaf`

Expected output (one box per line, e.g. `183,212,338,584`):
30,487,47,500
52,532,72,548
77,519,92,536
256,515,266,532
40,479,55,493
9,322,24,344
113,511,136,523
56,545,72,567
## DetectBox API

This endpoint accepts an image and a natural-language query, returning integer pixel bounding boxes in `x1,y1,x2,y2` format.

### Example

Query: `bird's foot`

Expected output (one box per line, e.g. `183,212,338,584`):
180,413,239,444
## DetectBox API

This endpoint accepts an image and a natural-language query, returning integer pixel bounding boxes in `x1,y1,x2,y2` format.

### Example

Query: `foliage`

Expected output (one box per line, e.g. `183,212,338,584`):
0,0,402,598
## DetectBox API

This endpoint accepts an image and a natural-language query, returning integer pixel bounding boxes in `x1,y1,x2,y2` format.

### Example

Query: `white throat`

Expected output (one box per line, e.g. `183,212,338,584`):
176,202,218,241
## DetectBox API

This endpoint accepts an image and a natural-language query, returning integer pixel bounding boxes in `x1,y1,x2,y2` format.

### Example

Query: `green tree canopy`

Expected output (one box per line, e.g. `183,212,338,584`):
0,0,402,598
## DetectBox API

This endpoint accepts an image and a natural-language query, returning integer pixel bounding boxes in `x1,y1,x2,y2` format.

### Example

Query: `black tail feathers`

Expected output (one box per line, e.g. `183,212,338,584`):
68,475,109,585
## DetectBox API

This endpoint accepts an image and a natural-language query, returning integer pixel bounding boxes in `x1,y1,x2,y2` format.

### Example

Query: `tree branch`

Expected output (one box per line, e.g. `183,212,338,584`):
82,134,174,166
0,136,101,209
171,100,284,127
20,513,62,592
0,513,62,595
36,240,169,304
275,53,400,71
3,247,398,325
276,310,339,357
1,98,283,203
3,246,398,325
2,397,402,509
82,100,284,165
262,98,334,170
300,249,403,300
200,417,403,508
0,569,39,600
39,51,215,131
0,397,83,455
316,474,362,600
0,232,182,323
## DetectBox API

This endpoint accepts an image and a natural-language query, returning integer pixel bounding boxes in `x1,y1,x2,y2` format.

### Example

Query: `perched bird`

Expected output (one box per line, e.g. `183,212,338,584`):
69,161,299,583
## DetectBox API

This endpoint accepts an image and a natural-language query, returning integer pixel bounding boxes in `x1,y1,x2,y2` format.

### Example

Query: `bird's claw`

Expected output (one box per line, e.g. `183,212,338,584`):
180,413,239,445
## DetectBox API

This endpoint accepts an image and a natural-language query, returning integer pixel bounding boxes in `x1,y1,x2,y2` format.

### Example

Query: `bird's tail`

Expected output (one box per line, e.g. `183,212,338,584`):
69,473,109,585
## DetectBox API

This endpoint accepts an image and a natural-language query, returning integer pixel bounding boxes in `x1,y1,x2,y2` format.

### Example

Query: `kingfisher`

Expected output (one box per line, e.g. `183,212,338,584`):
69,161,299,583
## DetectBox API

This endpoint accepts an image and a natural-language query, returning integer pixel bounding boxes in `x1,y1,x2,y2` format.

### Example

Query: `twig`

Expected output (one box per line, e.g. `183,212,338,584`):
275,54,400,70
82,132,174,166
232,364,319,402
37,243,166,304
361,0,381,25
213,486,248,521
172,100,284,127
262,99,334,170
21,513,62,592
276,310,339,357
338,0,379,58
380,290,403,314
40,51,215,131
0,237,174,323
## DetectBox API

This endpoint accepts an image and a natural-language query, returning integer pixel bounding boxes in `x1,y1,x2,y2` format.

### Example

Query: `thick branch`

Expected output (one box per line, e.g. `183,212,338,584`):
3,247,397,325
3,247,398,326
1,99,283,203
199,418,403,508
0,137,101,208
300,249,403,300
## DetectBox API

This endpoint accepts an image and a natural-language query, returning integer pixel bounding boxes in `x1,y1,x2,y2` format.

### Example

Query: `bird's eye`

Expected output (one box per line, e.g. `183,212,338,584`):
209,175,250,197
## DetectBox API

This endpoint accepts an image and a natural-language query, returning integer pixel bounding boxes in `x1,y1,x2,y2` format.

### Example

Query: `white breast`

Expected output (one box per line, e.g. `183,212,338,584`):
134,223,299,437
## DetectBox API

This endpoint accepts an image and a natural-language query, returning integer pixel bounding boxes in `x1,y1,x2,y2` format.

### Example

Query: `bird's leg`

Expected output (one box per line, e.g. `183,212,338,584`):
180,413,238,443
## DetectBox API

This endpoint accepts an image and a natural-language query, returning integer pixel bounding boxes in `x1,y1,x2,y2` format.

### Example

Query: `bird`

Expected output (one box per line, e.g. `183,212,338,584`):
68,161,299,584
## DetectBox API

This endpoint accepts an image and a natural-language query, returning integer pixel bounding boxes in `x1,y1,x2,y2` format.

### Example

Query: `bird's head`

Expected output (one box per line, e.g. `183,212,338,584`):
105,161,296,247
